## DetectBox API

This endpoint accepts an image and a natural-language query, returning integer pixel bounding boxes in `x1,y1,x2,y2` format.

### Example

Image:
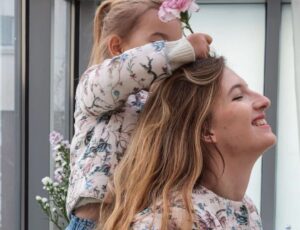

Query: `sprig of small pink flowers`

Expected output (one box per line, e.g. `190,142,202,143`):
158,0,199,34
36,131,70,229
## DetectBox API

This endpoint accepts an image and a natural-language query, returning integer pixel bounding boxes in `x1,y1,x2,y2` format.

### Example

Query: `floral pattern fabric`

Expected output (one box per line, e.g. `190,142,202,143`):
132,186,263,230
66,39,195,217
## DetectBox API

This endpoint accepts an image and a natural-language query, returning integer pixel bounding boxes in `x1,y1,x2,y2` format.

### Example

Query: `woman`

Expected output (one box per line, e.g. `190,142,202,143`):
99,56,276,229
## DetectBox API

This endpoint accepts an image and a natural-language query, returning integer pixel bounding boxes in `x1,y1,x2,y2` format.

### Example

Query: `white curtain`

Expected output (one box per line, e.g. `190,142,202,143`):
292,0,300,152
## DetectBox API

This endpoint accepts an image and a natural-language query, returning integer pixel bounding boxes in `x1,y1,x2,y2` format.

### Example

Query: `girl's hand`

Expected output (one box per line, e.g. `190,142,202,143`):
187,33,213,58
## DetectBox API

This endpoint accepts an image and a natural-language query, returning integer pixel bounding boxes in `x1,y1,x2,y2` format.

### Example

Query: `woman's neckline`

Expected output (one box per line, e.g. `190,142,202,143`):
193,185,248,209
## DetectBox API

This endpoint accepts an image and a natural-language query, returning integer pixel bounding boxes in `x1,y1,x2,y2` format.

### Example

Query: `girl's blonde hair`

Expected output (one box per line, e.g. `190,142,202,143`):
99,56,225,230
89,0,163,66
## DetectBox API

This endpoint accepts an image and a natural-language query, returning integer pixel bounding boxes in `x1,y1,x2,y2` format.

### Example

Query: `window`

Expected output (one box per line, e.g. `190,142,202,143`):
0,16,14,47
50,0,72,138
276,4,300,230
26,0,74,227
0,0,21,229
50,0,73,228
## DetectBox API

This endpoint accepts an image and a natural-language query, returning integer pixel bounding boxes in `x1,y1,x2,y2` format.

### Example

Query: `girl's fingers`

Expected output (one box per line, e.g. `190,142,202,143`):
206,44,210,53
204,34,213,44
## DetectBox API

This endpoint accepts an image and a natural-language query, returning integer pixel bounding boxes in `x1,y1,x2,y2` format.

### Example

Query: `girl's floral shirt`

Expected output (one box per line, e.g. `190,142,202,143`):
132,186,263,230
66,38,195,216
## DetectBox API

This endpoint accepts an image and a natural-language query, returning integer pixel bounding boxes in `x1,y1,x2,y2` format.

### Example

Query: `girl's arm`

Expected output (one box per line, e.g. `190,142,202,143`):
78,37,195,116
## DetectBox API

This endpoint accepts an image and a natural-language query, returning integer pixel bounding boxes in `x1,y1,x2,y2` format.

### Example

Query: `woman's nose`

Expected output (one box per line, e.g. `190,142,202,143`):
253,93,271,111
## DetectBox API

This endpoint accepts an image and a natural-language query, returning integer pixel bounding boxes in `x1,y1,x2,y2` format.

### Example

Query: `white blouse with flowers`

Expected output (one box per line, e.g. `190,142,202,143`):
132,186,263,230
66,38,195,216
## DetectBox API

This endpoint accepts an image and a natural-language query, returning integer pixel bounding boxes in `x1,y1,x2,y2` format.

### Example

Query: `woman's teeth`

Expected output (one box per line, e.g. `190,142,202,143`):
253,119,267,126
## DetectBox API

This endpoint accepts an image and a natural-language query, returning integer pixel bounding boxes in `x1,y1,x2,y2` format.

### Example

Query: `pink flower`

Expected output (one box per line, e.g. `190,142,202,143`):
49,131,64,146
158,0,199,22
54,167,63,183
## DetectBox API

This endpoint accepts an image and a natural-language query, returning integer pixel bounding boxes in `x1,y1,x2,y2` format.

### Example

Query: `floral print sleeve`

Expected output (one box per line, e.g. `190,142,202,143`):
66,38,195,217
79,41,170,116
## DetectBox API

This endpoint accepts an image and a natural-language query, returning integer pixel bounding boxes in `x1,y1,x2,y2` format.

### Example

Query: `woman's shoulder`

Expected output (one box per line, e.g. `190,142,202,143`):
131,187,262,230
131,197,187,230
131,208,161,230
243,195,259,213
191,186,226,229
192,186,263,229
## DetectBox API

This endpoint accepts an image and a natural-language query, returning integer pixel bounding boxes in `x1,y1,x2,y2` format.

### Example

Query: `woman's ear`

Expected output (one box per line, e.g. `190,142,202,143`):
108,35,123,56
202,121,217,143
203,130,217,143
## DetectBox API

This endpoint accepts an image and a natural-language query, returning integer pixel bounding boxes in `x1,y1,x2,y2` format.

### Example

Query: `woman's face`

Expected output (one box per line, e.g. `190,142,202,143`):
209,67,276,158
122,9,182,50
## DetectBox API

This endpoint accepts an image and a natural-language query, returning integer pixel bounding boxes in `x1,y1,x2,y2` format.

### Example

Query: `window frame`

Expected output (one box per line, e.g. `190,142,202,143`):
26,0,75,229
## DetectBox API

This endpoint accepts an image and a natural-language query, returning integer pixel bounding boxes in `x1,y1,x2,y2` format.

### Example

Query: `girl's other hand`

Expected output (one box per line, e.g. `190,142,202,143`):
187,33,213,58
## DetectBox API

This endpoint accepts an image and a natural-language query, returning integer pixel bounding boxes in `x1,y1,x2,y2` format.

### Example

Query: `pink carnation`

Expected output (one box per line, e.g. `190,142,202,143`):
158,0,199,22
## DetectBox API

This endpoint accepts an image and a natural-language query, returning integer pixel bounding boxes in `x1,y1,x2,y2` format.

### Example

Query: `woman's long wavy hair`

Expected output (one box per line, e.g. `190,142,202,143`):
99,56,225,229
89,0,163,66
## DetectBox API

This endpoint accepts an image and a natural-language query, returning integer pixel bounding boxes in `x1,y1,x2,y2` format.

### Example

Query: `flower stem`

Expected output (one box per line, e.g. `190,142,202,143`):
184,15,194,34
185,23,194,34
180,11,194,34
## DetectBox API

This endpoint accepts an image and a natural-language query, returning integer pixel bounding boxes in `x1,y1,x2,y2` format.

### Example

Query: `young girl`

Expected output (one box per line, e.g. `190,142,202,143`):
66,0,212,228
101,56,275,229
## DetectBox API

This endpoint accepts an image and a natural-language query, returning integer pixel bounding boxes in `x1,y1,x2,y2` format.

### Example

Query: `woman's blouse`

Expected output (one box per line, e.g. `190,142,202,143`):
132,186,263,230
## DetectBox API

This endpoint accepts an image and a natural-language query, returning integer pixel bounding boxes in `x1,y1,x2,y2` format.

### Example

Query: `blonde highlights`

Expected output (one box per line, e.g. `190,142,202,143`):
99,56,225,229
89,0,163,66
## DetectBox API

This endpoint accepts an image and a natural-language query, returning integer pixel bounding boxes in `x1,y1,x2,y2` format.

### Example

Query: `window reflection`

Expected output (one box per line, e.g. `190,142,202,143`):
50,0,72,138
0,16,14,46
0,0,21,229
50,1,72,228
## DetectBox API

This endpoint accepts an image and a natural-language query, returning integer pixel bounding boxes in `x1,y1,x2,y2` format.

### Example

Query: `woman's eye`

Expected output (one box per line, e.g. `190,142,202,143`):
233,96,243,101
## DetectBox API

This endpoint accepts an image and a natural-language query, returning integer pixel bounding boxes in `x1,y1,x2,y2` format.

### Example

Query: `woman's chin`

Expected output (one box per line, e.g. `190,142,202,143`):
261,133,277,153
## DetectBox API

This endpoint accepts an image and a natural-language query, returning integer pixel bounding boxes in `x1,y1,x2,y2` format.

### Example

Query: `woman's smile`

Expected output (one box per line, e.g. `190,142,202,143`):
252,114,271,129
